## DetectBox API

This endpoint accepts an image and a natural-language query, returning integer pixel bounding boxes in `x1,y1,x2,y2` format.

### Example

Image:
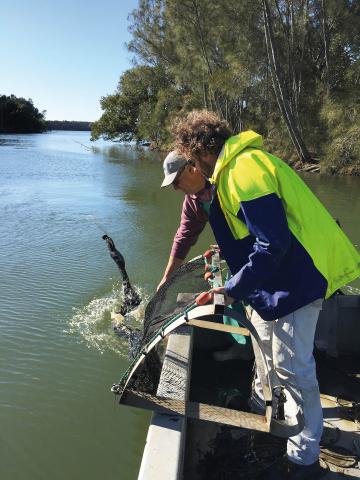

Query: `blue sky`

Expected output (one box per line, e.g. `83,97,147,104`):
0,0,139,121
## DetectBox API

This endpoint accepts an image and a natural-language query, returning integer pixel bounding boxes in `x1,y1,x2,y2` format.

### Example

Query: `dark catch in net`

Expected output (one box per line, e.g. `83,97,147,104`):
102,235,141,316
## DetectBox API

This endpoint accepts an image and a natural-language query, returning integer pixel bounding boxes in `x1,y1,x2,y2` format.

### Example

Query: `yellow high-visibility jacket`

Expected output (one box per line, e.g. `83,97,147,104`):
207,131,360,320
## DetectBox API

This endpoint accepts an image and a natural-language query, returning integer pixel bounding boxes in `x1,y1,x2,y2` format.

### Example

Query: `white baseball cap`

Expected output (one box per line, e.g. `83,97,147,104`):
161,151,188,188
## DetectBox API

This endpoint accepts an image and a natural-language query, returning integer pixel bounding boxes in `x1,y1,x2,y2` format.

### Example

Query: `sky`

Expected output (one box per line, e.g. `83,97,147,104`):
0,0,139,121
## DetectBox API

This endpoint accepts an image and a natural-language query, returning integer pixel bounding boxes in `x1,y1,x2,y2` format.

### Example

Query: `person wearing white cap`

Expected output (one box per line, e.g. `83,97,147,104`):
158,150,209,290
159,149,252,361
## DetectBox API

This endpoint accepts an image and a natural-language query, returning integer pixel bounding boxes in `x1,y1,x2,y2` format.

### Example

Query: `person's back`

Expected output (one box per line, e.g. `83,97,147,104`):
209,131,360,319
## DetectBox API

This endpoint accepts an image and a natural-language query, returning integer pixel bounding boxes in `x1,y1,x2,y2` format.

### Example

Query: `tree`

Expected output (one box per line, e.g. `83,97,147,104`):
91,65,180,146
262,0,312,162
0,95,46,133
93,0,360,172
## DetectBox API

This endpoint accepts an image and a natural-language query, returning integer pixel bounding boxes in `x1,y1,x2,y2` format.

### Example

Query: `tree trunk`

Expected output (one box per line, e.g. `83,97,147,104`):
321,0,330,87
202,80,208,109
262,0,311,163
191,0,223,118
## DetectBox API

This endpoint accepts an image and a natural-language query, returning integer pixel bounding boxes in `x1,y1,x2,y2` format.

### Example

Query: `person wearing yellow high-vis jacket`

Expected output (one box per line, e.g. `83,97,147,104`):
171,110,360,479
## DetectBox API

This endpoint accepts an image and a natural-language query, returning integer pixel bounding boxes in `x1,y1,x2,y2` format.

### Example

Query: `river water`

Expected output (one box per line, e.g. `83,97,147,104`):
0,131,359,480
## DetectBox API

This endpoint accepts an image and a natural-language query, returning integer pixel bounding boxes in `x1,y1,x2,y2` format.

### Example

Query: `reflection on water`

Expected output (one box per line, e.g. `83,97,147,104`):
90,142,163,165
0,136,35,149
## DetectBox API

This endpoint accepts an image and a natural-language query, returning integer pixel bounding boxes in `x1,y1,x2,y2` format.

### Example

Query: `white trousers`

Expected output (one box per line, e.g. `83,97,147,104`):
251,300,323,466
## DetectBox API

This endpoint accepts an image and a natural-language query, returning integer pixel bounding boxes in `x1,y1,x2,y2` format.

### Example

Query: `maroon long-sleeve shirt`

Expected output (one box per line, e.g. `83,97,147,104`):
170,187,212,260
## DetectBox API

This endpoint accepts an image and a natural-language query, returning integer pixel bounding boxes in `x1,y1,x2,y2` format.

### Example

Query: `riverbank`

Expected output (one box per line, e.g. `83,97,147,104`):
146,141,360,177
294,161,360,176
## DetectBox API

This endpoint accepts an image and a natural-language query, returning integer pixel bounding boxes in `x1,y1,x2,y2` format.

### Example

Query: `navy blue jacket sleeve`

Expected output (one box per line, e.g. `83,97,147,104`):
224,193,291,300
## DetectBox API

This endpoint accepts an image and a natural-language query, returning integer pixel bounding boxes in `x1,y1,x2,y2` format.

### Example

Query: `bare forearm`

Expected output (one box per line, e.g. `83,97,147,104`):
157,255,183,290
164,255,183,278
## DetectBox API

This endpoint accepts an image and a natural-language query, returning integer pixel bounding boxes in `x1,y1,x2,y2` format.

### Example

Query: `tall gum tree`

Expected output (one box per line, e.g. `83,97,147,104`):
262,0,312,163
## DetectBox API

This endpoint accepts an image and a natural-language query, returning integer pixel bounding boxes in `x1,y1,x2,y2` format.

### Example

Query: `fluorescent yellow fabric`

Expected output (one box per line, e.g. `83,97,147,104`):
210,132,360,298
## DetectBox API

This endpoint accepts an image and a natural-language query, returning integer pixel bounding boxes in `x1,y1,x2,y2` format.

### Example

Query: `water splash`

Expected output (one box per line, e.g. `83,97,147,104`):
67,283,147,356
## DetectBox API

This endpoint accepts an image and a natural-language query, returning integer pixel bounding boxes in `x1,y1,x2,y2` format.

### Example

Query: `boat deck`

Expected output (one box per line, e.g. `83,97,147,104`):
184,328,360,479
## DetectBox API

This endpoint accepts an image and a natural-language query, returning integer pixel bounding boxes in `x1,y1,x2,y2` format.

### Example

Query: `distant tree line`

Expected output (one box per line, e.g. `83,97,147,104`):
0,94,46,133
46,120,92,131
0,95,93,134
92,0,360,174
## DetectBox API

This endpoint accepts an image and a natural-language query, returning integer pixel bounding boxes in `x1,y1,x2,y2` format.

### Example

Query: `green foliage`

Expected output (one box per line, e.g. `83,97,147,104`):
91,65,174,145
93,0,360,173
320,91,360,173
0,94,46,133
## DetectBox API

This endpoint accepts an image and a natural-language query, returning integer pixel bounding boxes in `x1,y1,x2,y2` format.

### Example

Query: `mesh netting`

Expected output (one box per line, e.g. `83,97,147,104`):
142,255,207,344
119,255,208,395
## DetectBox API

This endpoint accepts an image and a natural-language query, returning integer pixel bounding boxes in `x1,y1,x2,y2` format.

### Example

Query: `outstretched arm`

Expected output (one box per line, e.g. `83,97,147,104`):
157,195,208,290
157,255,184,291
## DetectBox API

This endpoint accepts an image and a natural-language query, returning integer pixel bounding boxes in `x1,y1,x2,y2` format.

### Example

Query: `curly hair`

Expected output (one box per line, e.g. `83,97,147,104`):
171,110,232,160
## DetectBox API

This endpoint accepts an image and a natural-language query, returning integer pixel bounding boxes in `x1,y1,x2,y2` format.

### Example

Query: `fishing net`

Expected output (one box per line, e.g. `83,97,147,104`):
117,255,208,396
195,427,287,479
142,255,207,344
